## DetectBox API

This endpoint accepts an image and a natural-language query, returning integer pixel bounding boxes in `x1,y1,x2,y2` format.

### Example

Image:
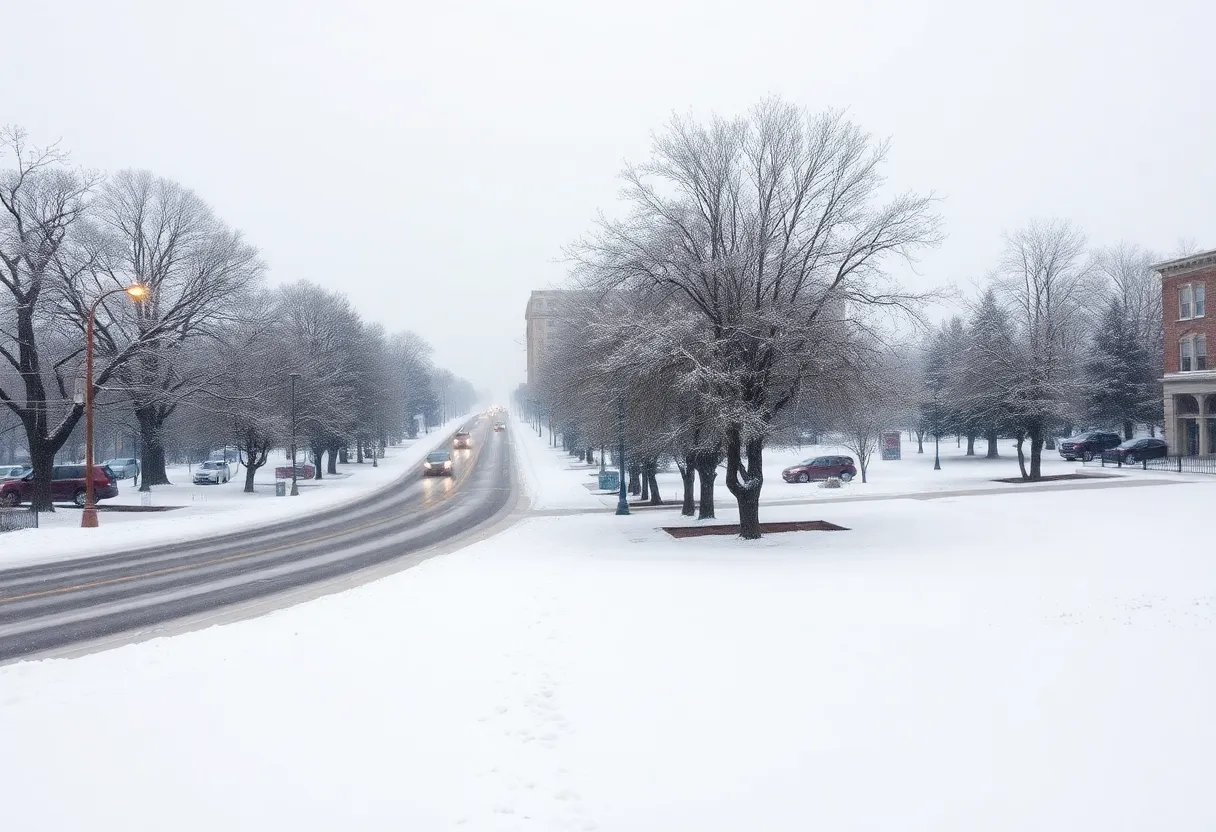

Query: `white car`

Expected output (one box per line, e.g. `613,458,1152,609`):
193,460,232,484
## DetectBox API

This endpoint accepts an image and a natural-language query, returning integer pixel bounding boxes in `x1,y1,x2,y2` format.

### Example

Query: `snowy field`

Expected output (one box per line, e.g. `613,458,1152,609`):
0,417,469,568
1,418,1213,830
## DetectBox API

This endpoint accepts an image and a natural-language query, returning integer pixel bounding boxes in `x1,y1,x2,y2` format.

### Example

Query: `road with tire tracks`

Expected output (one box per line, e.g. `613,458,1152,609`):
0,415,515,663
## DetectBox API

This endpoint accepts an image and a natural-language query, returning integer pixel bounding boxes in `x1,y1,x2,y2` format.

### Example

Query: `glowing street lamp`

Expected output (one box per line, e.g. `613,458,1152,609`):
82,283,148,528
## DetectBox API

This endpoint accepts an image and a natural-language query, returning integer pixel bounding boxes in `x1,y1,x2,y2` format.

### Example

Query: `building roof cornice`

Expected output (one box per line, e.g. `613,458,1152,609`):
1151,248,1216,277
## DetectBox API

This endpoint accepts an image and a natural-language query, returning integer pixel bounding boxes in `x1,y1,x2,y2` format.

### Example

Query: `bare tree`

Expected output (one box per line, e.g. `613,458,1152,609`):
0,128,107,509
81,169,263,488
992,219,1099,480
572,99,942,537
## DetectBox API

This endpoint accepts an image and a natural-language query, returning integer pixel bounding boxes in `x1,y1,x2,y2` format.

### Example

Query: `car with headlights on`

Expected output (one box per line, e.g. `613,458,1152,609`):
423,450,453,477
452,431,472,450
192,459,231,484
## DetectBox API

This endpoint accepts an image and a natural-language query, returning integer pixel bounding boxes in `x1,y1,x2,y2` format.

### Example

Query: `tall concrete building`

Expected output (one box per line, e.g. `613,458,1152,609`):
525,290,566,388
1155,248,1216,455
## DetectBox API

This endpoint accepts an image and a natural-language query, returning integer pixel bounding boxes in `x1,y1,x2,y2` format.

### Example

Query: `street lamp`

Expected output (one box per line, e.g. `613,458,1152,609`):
615,398,630,516
932,388,942,471
82,283,148,528
289,372,301,496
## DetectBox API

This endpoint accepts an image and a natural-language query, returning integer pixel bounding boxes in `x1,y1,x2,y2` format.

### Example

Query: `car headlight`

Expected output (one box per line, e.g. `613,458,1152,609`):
444,461,451,468
424,462,432,468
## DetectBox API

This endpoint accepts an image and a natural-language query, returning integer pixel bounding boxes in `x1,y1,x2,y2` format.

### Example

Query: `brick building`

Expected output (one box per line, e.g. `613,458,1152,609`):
1155,249,1216,456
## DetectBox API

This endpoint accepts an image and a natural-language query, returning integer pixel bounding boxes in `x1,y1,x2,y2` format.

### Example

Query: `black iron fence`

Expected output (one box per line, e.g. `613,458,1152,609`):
0,506,39,533
1086,453,1216,475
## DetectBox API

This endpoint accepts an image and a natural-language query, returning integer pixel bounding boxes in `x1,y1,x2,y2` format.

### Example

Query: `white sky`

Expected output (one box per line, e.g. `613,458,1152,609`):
3,0,1212,394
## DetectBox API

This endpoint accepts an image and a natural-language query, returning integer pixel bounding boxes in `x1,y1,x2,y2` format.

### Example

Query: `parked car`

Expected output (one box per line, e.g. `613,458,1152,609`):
423,450,453,477
103,458,140,479
1102,437,1168,465
0,464,30,481
192,460,232,484
1058,431,1122,461
493,422,505,432
452,431,472,450
781,455,857,483
0,464,118,507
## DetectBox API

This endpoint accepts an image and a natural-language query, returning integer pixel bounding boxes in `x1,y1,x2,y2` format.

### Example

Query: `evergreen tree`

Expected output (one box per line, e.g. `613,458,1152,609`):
1086,297,1159,439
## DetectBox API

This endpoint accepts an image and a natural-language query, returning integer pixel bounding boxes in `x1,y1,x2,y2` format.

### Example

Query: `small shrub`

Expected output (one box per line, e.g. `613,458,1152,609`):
820,476,842,489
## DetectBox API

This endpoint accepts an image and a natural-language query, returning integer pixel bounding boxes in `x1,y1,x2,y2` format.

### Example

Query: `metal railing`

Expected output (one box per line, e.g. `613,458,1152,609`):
0,506,39,533
1087,453,1216,475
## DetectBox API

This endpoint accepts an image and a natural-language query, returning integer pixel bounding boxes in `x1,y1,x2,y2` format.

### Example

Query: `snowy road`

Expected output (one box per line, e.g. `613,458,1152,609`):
0,417,516,663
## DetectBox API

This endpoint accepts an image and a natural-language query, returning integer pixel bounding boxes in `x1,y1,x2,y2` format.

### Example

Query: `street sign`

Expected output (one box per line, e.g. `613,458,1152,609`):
881,431,902,460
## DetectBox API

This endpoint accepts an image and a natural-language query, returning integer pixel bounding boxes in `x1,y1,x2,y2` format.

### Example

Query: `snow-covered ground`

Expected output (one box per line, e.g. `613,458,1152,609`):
1,417,1214,830
0,417,470,568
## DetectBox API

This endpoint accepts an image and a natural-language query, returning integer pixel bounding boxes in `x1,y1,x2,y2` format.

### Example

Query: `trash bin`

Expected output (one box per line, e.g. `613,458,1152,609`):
275,481,287,497
598,470,620,491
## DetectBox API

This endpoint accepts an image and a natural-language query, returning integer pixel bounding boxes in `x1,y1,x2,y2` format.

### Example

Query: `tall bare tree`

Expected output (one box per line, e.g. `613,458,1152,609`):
992,219,1099,480
572,99,941,537
82,169,263,488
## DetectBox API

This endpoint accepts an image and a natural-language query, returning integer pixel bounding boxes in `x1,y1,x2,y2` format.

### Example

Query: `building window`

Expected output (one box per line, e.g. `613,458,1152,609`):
1197,283,1206,318
1180,335,1207,371
1180,284,1193,319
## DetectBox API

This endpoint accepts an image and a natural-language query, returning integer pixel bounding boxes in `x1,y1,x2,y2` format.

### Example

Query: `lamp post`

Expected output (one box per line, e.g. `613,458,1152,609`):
82,283,148,528
932,388,942,471
289,372,300,496
615,398,630,516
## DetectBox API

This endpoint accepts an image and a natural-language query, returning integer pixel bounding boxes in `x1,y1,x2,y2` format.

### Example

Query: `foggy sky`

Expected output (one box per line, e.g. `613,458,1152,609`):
4,0,1213,398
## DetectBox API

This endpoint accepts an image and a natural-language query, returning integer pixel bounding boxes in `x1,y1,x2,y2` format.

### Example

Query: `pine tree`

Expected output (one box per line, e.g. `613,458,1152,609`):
1086,297,1158,439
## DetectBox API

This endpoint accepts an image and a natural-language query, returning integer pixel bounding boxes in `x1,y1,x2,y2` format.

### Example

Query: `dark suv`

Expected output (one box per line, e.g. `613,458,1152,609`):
782,455,857,483
1058,431,1122,462
0,464,119,507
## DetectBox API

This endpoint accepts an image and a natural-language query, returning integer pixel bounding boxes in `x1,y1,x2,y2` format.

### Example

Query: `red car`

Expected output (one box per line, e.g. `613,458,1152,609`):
0,464,119,507
781,455,857,483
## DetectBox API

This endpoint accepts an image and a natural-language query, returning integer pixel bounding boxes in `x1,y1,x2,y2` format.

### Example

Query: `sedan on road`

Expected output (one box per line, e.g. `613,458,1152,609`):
423,450,454,477
1102,437,1168,465
781,455,857,483
193,460,232,484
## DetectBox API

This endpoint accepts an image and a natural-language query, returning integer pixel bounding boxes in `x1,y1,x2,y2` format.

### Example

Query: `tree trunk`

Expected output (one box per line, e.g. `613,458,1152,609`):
916,430,925,453
328,444,341,475
985,429,999,458
1015,433,1028,480
646,462,661,506
628,464,640,496
679,453,696,516
136,405,171,489
695,451,719,520
243,462,259,493
311,441,325,480
356,439,364,464
27,441,56,512
1029,429,1044,480
639,462,650,501
725,427,765,540
966,432,976,456
1123,420,1134,440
